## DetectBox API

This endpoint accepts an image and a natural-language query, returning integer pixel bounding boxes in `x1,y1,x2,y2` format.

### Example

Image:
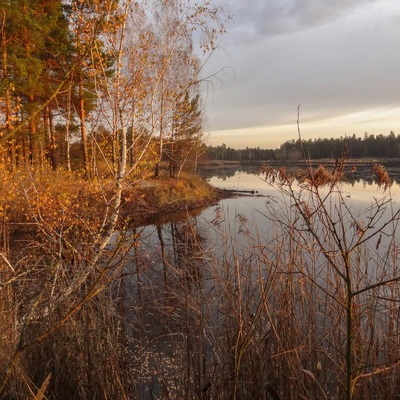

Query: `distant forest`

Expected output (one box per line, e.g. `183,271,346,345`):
206,131,400,161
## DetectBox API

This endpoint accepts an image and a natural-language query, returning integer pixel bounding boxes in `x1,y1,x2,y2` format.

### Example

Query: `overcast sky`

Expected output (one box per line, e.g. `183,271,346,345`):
201,0,400,149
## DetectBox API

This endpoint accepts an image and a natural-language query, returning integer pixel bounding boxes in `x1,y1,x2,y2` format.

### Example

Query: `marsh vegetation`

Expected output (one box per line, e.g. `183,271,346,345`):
2,154,400,399
119,160,400,400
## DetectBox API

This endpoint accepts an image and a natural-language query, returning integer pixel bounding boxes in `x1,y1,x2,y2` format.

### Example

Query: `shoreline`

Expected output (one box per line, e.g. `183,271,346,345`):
121,177,238,228
199,157,400,167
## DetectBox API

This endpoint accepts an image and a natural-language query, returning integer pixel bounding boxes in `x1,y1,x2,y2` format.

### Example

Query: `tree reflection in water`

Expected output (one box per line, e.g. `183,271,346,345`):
199,161,400,187
120,216,213,399
115,163,400,399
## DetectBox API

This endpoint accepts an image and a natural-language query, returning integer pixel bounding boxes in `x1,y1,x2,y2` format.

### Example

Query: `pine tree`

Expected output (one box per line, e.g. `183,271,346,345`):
67,0,118,176
169,91,203,177
0,0,72,168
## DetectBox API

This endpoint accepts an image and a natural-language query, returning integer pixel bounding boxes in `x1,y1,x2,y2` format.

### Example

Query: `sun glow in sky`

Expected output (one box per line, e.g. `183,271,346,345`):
202,0,400,149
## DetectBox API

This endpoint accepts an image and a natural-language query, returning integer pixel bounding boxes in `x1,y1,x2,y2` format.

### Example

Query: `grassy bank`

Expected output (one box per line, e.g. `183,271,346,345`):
0,169,225,242
0,167,228,399
121,173,229,226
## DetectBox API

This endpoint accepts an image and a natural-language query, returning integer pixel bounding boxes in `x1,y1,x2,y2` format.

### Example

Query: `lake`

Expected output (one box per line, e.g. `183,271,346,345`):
119,162,400,399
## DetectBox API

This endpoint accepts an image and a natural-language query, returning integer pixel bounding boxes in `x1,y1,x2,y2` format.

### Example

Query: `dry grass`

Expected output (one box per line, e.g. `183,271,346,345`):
2,159,400,399
371,164,392,190
121,173,218,226
116,158,400,399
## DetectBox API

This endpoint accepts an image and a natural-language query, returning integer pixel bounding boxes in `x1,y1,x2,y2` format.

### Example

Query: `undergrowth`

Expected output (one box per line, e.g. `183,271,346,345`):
2,158,399,399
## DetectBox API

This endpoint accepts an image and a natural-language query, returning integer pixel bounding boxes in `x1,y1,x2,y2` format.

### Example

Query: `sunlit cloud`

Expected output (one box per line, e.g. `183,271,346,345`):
202,0,400,149
205,106,400,149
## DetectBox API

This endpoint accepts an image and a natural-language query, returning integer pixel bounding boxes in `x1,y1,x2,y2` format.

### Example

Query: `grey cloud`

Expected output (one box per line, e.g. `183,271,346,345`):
204,1,400,125
226,0,379,37
203,0,400,147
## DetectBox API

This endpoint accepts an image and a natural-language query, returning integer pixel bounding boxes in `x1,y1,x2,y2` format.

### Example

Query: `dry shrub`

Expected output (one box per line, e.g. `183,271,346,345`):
263,165,294,185
371,164,392,190
3,157,399,399
0,166,136,399
297,163,344,188
264,162,344,189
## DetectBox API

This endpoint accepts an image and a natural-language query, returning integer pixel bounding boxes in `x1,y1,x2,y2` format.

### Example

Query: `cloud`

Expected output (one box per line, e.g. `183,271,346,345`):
225,0,380,37
203,0,400,148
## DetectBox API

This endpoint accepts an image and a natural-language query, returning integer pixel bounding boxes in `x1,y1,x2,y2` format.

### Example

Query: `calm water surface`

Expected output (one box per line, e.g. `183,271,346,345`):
201,165,400,229
132,164,400,277
119,164,400,399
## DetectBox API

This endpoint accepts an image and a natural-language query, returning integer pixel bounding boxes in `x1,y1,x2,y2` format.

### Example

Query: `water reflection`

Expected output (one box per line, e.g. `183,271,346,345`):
117,164,400,399
201,163,400,205
120,217,213,399
200,161,400,187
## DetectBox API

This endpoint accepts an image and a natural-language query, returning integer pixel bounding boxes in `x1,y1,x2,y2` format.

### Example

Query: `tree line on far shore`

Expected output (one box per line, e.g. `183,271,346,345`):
206,131,400,161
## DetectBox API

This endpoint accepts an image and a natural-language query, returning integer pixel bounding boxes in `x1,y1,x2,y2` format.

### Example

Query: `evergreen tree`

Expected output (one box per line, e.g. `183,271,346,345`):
169,91,202,177
67,0,118,176
0,0,71,167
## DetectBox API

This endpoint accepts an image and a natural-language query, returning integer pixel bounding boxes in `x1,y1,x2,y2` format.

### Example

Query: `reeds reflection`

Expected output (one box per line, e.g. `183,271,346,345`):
117,164,400,399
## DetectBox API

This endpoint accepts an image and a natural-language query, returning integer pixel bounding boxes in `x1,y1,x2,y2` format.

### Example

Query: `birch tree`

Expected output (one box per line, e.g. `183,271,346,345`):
0,0,229,397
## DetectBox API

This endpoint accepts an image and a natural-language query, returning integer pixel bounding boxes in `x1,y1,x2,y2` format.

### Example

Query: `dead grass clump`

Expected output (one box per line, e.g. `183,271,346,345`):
263,165,294,185
371,164,392,190
124,174,216,218
264,161,345,188
297,164,344,187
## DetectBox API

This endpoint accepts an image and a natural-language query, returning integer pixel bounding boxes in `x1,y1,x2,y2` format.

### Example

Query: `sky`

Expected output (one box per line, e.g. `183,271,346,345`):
201,0,400,149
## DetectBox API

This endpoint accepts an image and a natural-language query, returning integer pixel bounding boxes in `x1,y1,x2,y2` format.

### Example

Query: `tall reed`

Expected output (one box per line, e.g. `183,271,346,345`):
2,158,400,399
119,158,400,399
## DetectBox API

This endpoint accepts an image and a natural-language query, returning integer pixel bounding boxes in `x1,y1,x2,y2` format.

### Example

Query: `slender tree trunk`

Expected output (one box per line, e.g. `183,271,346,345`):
43,106,49,162
129,126,135,167
65,83,72,172
154,83,164,179
129,100,135,167
79,72,89,177
49,108,57,170
1,31,15,168
28,95,38,168
119,109,127,181
28,119,38,168
44,106,57,170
